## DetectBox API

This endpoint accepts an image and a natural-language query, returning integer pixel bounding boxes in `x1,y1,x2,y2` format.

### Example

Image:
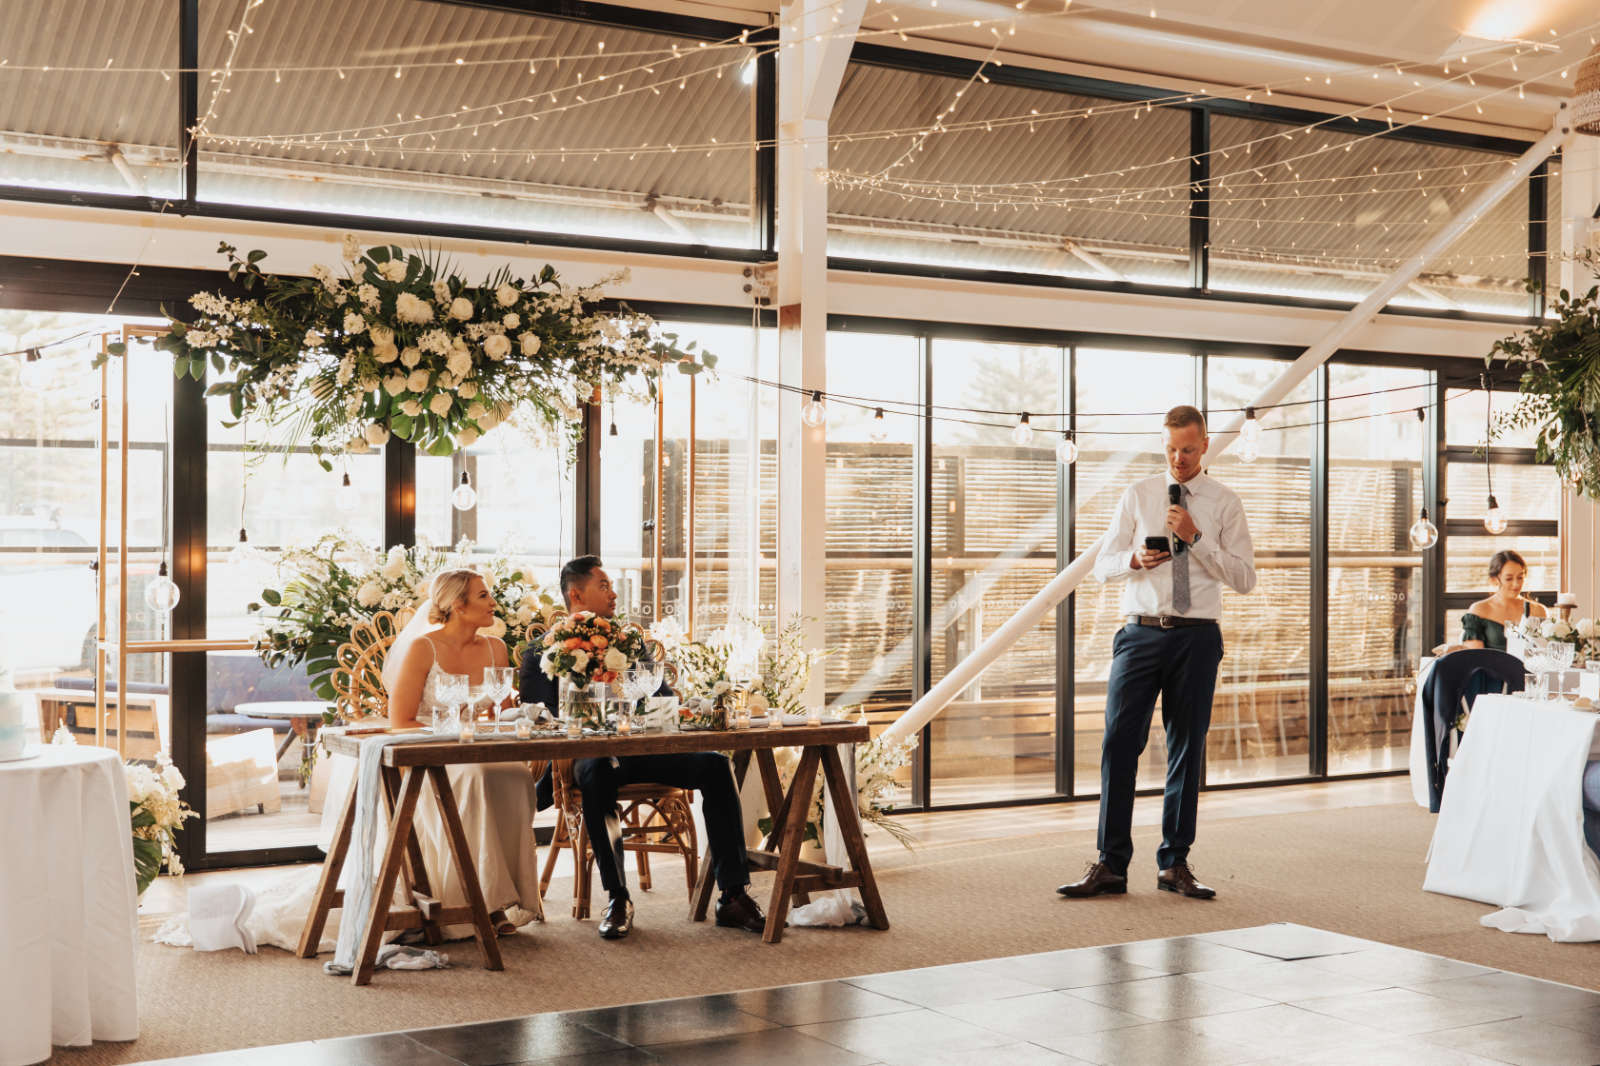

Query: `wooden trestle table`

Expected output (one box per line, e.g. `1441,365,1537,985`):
302,721,888,985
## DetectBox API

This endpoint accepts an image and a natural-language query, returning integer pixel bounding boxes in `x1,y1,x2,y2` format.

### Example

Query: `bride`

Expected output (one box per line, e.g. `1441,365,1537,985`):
378,567,543,935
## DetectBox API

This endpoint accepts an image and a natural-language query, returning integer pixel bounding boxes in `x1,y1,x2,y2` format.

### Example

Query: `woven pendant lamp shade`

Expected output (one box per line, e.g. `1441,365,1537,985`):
1578,41,1600,136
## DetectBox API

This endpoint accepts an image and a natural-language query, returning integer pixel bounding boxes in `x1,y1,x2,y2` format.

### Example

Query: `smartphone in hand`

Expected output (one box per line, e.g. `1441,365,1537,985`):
1143,535,1172,553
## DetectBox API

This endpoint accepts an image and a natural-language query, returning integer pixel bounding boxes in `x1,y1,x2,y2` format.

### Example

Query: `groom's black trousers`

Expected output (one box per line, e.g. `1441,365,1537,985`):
573,753,751,901
1097,620,1224,875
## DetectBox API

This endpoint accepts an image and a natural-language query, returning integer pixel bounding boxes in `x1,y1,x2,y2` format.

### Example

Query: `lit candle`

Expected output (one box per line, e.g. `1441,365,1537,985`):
515,717,533,739
459,718,476,743
617,715,632,735
806,707,822,726
566,715,582,738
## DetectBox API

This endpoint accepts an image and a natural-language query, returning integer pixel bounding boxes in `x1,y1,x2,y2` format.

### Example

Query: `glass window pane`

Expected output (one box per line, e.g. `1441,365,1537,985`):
1206,359,1313,784
1446,535,1560,595
1072,348,1195,797
829,63,1188,286
1445,388,1540,448
1209,114,1527,314
0,0,182,197
929,340,1061,804
1446,462,1561,523
197,1,755,247
1328,365,1428,775
824,332,919,758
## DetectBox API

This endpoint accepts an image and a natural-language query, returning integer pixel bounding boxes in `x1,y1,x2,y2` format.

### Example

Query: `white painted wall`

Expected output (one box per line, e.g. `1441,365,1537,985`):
1558,136,1600,617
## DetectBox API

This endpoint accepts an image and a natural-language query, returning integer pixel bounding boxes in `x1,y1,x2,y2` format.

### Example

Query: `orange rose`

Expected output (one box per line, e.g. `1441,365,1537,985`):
596,618,611,629
593,635,609,649
564,637,583,650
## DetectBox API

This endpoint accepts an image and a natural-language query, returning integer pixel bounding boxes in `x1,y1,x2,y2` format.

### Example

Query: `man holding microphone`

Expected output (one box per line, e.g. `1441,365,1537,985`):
1059,404,1256,901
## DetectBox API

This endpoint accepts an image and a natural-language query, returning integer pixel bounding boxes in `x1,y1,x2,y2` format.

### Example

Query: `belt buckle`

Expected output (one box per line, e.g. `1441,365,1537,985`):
1158,614,1175,629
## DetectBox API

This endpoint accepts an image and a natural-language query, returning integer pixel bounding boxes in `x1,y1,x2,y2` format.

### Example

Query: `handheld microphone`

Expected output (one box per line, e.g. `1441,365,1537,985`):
1168,482,1185,555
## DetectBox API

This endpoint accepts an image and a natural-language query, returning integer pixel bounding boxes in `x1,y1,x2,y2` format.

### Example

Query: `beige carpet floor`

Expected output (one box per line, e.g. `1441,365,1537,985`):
51,799,1600,1064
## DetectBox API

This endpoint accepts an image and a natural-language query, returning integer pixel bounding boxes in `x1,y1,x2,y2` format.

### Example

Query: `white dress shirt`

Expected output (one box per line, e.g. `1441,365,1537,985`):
1092,471,1256,620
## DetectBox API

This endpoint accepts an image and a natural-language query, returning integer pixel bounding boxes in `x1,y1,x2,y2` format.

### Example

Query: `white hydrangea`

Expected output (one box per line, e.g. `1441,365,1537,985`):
343,311,367,335
357,284,380,309
356,580,384,608
418,329,451,355
432,281,452,305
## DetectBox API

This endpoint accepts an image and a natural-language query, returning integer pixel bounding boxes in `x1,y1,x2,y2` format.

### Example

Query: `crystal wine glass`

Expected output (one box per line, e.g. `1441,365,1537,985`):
432,672,468,736
486,666,515,724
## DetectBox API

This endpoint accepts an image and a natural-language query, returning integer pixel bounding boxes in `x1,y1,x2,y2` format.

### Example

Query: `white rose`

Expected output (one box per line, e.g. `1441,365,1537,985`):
483,334,511,361
458,381,479,400
603,647,628,672
748,691,769,712
364,423,390,446
449,297,475,321
467,401,488,419
373,341,399,363
1540,620,1557,639
399,399,423,417
446,348,473,379
161,763,185,791
480,617,507,640
343,311,367,334
1578,619,1596,639
1552,620,1573,640
540,648,558,679
369,324,394,346
399,346,421,368
502,313,520,328
406,368,431,391
379,260,408,282
383,373,407,396
356,580,384,608
712,680,731,696
495,283,520,307
456,427,480,448
428,393,454,417
571,649,590,672
437,371,459,390
382,548,408,581
396,292,433,324
519,332,542,357
515,606,535,625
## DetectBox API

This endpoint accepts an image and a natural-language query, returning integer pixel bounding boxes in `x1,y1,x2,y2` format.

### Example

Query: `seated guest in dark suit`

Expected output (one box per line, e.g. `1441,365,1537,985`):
519,555,765,940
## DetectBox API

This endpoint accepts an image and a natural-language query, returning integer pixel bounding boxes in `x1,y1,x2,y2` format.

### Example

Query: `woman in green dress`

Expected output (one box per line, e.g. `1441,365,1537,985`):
1459,549,1546,651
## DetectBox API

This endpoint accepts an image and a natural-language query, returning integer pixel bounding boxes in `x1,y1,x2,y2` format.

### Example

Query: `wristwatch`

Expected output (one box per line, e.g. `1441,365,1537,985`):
1186,530,1202,547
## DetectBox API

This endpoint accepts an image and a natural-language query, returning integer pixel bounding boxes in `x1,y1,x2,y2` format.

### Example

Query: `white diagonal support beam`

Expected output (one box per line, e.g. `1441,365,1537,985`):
881,105,1573,744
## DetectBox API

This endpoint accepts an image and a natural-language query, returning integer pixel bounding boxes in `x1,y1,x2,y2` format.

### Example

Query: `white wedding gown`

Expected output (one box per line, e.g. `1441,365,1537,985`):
158,655,542,954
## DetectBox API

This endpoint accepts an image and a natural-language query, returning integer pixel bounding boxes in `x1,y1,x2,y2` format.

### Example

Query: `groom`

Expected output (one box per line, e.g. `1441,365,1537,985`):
520,555,766,940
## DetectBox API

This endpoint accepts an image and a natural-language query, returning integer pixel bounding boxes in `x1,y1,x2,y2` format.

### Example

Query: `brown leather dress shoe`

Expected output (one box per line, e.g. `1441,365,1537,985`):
1056,861,1128,898
715,890,767,933
1157,862,1216,899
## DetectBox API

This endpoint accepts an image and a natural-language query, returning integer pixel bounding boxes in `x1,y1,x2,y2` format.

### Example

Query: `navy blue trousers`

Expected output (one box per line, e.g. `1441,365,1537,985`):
1097,621,1224,875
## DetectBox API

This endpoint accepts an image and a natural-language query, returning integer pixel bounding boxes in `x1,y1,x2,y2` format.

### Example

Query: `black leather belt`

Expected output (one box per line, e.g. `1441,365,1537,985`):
1127,614,1217,629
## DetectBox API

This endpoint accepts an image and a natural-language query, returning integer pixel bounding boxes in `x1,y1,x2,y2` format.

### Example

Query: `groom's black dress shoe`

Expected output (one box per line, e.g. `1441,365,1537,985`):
1057,861,1128,898
598,896,634,939
715,890,767,933
1157,862,1216,899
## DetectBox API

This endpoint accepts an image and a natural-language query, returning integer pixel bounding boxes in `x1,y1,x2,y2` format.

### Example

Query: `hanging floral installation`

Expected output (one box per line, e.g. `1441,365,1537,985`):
1488,252,1600,497
103,237,715,461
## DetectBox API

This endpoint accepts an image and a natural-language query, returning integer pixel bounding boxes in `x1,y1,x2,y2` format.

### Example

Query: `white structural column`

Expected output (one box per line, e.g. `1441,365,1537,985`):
776,0,864,704
1559,133,1600,613
882,106,1573,745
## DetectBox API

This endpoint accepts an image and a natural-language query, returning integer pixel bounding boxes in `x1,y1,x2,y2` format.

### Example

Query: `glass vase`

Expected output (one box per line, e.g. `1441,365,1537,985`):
559,677,605,733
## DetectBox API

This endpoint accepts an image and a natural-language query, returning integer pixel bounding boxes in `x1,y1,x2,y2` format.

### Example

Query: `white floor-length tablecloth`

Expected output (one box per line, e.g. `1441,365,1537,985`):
1422,694,1600,941
0,744,139,1065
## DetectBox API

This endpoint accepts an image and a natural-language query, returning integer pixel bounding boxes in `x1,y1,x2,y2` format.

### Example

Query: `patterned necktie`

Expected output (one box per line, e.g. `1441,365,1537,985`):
1171,484,1191,615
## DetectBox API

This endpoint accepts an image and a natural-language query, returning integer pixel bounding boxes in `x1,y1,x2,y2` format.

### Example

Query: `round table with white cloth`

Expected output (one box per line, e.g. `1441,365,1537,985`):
0,744,139,1065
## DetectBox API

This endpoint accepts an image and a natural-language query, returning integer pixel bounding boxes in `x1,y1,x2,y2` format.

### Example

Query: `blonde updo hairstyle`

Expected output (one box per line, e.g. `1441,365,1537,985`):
426,568,481,625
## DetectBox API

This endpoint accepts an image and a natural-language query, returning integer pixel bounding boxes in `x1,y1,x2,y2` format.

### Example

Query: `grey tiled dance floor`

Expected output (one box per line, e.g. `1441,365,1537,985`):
137,924,1600,1065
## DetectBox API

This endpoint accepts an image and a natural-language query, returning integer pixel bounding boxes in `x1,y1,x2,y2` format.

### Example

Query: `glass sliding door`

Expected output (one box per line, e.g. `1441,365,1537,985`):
928,340,1063,804
1327,365,1428,775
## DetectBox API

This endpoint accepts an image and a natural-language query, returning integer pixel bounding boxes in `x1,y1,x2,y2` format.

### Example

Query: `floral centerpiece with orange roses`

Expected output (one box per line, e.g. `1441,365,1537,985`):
538,611,648,730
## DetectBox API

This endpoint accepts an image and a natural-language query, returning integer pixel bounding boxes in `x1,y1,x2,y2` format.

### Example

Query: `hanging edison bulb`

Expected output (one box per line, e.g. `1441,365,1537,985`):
800,390,826,428
1233,436,1260,464
1011,412,1034,446
18,348,50,392
1407,507,1439,550
1239,406,1262,444
1483,494,1508,534
233,527,267,571
1055,431,1078,466
144,560,181,612
452,470,478,511
336,472,360,513
868,407,888,442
